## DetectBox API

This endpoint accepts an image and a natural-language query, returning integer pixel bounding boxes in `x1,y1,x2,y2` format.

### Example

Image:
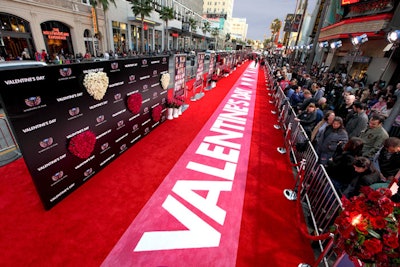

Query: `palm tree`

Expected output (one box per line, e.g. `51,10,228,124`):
211,27,219,50
127,0,153,54
158,6,174,52
201,21,211,49
89,0,117,55
270,18,282,45
188,17,197,50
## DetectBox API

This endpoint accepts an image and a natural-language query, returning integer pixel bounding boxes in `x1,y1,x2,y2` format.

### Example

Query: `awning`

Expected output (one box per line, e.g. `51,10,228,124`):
127,17,161,27
318,13,392,41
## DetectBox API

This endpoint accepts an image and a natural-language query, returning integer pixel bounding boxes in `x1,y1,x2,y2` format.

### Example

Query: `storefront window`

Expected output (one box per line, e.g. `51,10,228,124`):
0,13,33,60
112,21,127,54
41,21,74,61
83,29,100,57
155,30,162,52
130,25,138,52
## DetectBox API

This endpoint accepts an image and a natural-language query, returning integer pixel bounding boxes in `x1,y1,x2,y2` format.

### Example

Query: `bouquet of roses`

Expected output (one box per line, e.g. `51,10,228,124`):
333,186,400,266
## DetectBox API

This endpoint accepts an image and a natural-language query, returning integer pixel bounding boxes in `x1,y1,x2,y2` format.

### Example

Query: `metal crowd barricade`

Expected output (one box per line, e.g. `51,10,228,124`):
265,63,343,267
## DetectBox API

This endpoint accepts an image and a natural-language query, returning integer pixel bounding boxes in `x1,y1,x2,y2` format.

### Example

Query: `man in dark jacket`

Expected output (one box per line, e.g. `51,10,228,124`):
345,101,368,138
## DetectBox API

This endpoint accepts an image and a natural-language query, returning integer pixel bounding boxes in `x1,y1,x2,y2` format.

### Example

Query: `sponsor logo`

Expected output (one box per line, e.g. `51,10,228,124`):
162,57,167,64
114,93,122,101
84,168,93,177
52,171,64,182
59,68,72,77
101,142,109,151
132,124,139,132
120,144,127,152
111,62,119,70
152,92,158,99
142,84,148,92
69,107,80,116
142,59,148,66
129,75,136,83
152,70,158,77
25,96,41,107
39,137,54,148
96,115,105,123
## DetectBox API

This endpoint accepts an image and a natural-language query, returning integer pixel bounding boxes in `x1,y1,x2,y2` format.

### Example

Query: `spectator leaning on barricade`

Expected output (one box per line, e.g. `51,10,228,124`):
315,116,349,166
311,110,335,145
345,101,369,138
295,103,318,138
296,89,316,113
342,156,382,198
359,113,389,159
326,137,364,194
290,85,303,107
373,137,400,182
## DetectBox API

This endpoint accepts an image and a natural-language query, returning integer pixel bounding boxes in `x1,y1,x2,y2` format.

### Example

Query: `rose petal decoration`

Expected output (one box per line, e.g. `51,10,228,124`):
127,93,142,114
152,105,162,122
68,131,96,159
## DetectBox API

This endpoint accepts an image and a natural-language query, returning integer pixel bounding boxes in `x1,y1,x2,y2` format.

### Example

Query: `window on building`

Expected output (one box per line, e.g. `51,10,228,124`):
82,0,90,5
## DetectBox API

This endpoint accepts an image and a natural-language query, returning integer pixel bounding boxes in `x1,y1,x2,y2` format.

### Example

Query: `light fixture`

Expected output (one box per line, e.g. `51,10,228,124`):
351,33,368,46
387,30,400,44
319,41,329,48
306,44,313,50
330,40,342,49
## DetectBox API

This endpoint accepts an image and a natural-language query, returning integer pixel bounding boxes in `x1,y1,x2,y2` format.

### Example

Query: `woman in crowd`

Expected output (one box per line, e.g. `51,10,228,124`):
315,116,349,166
326,137,364,194
342,156,382,198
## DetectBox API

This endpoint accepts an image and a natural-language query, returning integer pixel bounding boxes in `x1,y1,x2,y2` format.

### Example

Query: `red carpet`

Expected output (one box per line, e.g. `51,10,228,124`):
0,61,315,267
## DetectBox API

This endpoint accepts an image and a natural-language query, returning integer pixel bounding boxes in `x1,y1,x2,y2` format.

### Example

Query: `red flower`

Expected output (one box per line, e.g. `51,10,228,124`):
333,186,400,265
127,93,142,114
68,131,96,159
363,238,383,255
152,105,162,122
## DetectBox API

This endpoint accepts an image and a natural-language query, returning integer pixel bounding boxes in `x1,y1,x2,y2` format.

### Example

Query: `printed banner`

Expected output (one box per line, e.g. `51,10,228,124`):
194,52,205,88
174,54,187,97
0,56,169,209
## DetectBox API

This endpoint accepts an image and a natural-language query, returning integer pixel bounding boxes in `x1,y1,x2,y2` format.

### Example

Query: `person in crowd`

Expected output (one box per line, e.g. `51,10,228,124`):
359,113,389,159
316,97,330,113
370,95,389,117
326,137,364,194
311,82,325,102
295,102,318,138
342,157,382,198
311,110,335,144
21,48,30,60
345,101,369,138
290,85,304,107
296,89,316,113
315,116,349,166
336,93,355,124
373,137,400,182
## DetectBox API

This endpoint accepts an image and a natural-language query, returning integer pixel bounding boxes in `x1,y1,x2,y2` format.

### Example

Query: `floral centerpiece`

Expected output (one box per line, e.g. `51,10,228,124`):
83,71,109,100
333,186,400,266
211,74,219,82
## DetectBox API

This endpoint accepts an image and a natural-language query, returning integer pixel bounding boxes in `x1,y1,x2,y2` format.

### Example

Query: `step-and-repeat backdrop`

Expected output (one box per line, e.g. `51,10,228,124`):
0,56,169,209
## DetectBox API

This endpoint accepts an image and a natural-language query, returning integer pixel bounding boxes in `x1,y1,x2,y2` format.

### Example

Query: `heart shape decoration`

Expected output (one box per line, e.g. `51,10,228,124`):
68,131,96,159
83,72,109,100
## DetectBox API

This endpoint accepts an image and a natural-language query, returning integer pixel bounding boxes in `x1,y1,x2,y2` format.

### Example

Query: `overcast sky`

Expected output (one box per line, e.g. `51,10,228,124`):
232,0,318,40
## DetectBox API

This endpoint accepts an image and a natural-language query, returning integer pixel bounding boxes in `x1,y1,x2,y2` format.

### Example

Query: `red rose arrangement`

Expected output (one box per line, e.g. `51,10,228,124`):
333,186,400,266
68,130,96,159
127,93,142,114
152,105,162,122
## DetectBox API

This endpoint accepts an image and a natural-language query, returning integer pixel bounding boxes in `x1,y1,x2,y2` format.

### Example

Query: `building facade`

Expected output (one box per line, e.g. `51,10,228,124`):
0,0,214,61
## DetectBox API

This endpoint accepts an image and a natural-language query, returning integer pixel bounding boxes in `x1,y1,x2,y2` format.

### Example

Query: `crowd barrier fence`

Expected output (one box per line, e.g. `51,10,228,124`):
263,63,343,267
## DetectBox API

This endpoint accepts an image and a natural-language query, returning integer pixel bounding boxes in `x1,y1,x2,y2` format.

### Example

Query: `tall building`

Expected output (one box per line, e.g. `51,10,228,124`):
202,0,235,48
230,18,248,42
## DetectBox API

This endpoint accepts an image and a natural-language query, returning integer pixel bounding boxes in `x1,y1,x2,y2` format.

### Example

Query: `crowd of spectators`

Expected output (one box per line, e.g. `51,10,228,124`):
266,56,400,201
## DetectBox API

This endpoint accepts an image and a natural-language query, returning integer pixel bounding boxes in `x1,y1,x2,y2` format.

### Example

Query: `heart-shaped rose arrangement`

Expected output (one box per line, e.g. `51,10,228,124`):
68,130,97,159
160,73,170,90
83,71,109,100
